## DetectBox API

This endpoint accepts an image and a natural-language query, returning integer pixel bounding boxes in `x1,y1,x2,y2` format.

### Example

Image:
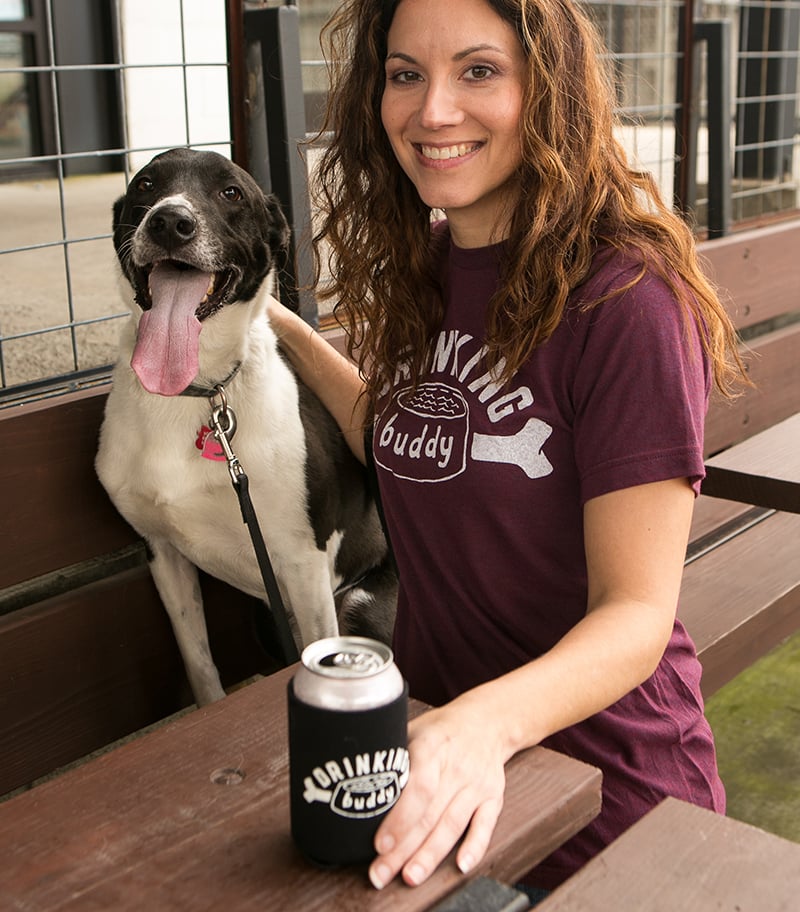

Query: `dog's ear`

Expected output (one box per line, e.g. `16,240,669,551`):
264,192,291,262
112,194,126,231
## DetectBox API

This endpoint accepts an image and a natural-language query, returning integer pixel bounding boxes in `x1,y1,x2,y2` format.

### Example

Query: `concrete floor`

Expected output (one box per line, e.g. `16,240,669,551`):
0,172,129,389
0,167,325,393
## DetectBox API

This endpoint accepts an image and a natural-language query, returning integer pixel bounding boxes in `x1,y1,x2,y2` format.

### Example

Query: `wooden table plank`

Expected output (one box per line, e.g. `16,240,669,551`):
703,412,800,513
680,509,800,696
537,797,800,911
0,666,601,912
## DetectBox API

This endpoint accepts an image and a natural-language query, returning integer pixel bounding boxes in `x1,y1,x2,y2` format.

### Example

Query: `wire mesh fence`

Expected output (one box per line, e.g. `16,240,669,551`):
0,0,798,406
0,0,231,404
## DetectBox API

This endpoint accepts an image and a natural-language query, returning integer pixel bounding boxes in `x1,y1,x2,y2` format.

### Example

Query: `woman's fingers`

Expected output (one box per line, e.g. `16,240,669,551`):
455,793,504,875
369,755,447,888
400,788,504,887
367,702,509,890
369,763,505,888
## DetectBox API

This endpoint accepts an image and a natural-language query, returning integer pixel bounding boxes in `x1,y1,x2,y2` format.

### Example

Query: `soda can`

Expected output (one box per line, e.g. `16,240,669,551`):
288,636,409,867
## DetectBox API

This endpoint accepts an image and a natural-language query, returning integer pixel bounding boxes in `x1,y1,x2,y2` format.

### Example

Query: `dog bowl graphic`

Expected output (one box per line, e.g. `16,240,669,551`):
397,384,468,420
375,382,469,482
330,771,401,819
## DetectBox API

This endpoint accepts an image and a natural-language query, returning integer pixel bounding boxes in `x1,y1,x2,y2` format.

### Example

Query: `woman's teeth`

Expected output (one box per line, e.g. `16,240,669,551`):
420,143,477,160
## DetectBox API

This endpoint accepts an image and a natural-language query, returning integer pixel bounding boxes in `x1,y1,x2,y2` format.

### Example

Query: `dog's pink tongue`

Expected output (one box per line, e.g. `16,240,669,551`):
131,263,210,396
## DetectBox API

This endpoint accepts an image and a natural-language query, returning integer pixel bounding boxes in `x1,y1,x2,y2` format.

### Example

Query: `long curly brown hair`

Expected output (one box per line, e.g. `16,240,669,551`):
311,0,746,408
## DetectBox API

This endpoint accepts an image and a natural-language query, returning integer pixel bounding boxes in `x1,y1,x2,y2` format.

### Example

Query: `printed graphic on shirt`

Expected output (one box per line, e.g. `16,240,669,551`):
375,330,553,483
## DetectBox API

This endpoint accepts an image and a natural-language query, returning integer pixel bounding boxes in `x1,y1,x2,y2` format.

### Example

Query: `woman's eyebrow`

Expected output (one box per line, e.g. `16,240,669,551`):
386,44,509,63
385,51,418,63
454,44,507,60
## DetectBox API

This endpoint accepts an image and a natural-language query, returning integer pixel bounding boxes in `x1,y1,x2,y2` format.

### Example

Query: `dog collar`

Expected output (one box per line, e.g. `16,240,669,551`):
179,362,242,397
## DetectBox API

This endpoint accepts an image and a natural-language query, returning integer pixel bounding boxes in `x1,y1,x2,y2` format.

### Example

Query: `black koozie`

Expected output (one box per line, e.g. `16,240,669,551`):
288,679,409,866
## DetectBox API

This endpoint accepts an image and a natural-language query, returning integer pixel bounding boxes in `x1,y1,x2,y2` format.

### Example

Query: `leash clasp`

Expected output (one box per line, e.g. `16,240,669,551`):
208,385,243,485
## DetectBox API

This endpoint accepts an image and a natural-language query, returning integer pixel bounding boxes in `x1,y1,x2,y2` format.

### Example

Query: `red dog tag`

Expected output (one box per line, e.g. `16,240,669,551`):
196,425,226,461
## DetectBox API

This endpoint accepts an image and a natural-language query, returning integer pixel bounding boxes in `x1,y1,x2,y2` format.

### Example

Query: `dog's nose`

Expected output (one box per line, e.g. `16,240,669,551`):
147,204,197,249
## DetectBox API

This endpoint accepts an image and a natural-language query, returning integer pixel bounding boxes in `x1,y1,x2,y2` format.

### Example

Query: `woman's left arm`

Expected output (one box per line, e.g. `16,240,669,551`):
368,476,696,890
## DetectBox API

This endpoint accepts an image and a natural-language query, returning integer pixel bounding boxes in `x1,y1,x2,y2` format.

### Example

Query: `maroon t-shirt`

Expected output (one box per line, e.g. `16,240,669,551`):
374,234,726,887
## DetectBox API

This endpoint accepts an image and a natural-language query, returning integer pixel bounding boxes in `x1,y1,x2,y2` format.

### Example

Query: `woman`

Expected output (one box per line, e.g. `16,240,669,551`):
270,0,746,897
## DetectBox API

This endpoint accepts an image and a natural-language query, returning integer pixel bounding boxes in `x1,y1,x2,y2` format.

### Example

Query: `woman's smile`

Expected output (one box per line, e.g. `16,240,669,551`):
417,142,482,163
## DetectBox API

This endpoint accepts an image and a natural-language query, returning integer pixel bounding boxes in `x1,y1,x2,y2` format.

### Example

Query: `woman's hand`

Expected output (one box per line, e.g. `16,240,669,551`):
368,696,512,890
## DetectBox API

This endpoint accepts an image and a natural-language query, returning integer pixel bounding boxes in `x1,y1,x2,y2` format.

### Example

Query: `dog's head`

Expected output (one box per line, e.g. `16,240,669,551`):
112,148,290,395
113,148,290,312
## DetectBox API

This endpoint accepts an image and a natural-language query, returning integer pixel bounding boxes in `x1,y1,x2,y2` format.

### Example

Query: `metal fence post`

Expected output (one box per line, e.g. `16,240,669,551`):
243,3,317,325
696,20,732,239
674,0,699,218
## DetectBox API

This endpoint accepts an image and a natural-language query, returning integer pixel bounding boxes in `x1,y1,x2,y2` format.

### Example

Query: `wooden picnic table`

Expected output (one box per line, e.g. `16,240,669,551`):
703,411,800,513
0,664,601,912
536,796,800,911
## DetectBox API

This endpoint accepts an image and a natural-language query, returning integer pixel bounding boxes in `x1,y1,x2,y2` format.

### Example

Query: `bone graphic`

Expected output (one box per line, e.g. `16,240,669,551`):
303,779,333,805
471,417,554,479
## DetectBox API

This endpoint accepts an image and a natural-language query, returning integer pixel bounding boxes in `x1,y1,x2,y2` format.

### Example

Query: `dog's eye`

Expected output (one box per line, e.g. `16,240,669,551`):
136,177,154,193
221,185,243,202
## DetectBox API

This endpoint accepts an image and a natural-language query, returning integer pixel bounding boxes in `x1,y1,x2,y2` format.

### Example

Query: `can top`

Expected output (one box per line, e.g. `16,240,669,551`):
301,636,393,679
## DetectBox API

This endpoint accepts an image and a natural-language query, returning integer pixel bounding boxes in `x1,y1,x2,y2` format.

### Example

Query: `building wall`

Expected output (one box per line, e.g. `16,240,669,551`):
119,0,230,170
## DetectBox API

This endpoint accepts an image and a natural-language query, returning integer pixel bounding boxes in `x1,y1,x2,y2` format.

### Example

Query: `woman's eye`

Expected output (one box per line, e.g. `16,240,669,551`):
388,70,421,84
467,65,494,80
221,185,243,202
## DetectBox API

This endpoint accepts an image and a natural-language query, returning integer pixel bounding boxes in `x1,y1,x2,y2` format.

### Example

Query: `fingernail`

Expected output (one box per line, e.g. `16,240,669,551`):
457,852,474,875
370,863,390,891
405,862,426,886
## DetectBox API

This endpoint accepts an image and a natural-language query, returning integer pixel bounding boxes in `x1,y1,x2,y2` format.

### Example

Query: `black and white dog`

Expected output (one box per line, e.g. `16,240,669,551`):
97,148,396,705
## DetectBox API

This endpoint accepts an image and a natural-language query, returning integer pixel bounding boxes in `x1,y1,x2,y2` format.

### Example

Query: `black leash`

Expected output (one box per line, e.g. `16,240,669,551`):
208,385,300,666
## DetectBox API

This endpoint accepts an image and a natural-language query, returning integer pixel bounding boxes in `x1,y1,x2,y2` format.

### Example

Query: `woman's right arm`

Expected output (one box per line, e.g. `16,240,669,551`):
267,296,369,463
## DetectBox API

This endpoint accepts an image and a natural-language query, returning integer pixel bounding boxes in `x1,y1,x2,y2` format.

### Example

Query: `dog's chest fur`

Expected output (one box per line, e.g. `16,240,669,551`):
97,294,333,598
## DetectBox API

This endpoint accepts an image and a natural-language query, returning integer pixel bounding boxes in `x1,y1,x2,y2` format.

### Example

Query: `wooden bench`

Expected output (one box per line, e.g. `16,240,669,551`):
678,219,800,698
0,390,281,797
702,412,800,513
1,220,798,799
535,796,800,910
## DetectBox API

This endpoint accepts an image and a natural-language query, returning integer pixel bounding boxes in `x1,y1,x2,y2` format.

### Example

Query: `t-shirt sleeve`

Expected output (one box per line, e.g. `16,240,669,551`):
571,266,711,504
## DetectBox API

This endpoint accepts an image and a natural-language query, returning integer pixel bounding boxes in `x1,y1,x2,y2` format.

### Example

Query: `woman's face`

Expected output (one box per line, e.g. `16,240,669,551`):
381,0,526,248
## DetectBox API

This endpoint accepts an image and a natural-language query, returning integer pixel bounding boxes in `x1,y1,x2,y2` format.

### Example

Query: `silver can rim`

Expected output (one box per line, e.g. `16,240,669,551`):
300,636,394,679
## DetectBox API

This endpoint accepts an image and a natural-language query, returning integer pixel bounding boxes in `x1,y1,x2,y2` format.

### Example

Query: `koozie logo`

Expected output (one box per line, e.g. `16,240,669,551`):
302,747,410,819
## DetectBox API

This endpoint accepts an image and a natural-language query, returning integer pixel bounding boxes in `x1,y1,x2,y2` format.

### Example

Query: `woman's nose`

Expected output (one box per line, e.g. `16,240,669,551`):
417,79,464,129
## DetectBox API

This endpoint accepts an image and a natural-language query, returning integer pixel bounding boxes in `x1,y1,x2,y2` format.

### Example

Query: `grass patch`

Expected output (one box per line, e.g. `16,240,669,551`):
705,630,800,842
